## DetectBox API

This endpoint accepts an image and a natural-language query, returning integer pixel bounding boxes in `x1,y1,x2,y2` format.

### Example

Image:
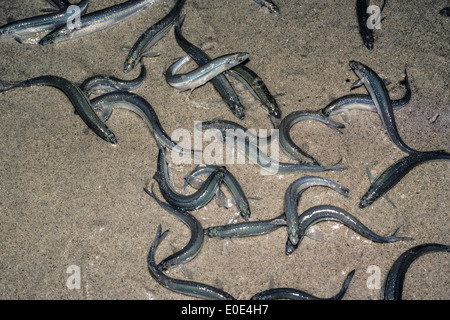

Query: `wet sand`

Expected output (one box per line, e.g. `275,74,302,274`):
0,0,448,300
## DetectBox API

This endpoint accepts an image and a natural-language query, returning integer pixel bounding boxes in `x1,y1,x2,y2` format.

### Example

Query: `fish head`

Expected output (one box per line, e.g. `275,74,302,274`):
232,52,250,65
359,195,373,208
363,35,374,50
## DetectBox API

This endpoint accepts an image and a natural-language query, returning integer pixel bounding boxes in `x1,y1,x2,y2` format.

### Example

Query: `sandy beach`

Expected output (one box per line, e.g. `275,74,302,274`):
0,0,448,300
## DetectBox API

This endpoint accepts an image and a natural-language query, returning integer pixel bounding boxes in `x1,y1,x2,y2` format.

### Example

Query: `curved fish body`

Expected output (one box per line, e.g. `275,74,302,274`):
39,0,156,45
90,91,193,153
284,176,350,246
360,150,450,208
288,205,412,255
349,60,417,154
80,63,147,97
184,164,251,220
0,0,89,43
321,69,411,119
144,187,204,271
0,75,117,144
382,243,450,300
279,110,345,165
166,52,249,91
251,270,355,300
154,145,225,211
124,0,186,73
148,225,236,300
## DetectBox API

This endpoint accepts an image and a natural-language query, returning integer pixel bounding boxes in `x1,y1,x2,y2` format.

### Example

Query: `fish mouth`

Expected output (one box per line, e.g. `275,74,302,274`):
358,199,370,209
236,52,250,63
348,60,361,70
